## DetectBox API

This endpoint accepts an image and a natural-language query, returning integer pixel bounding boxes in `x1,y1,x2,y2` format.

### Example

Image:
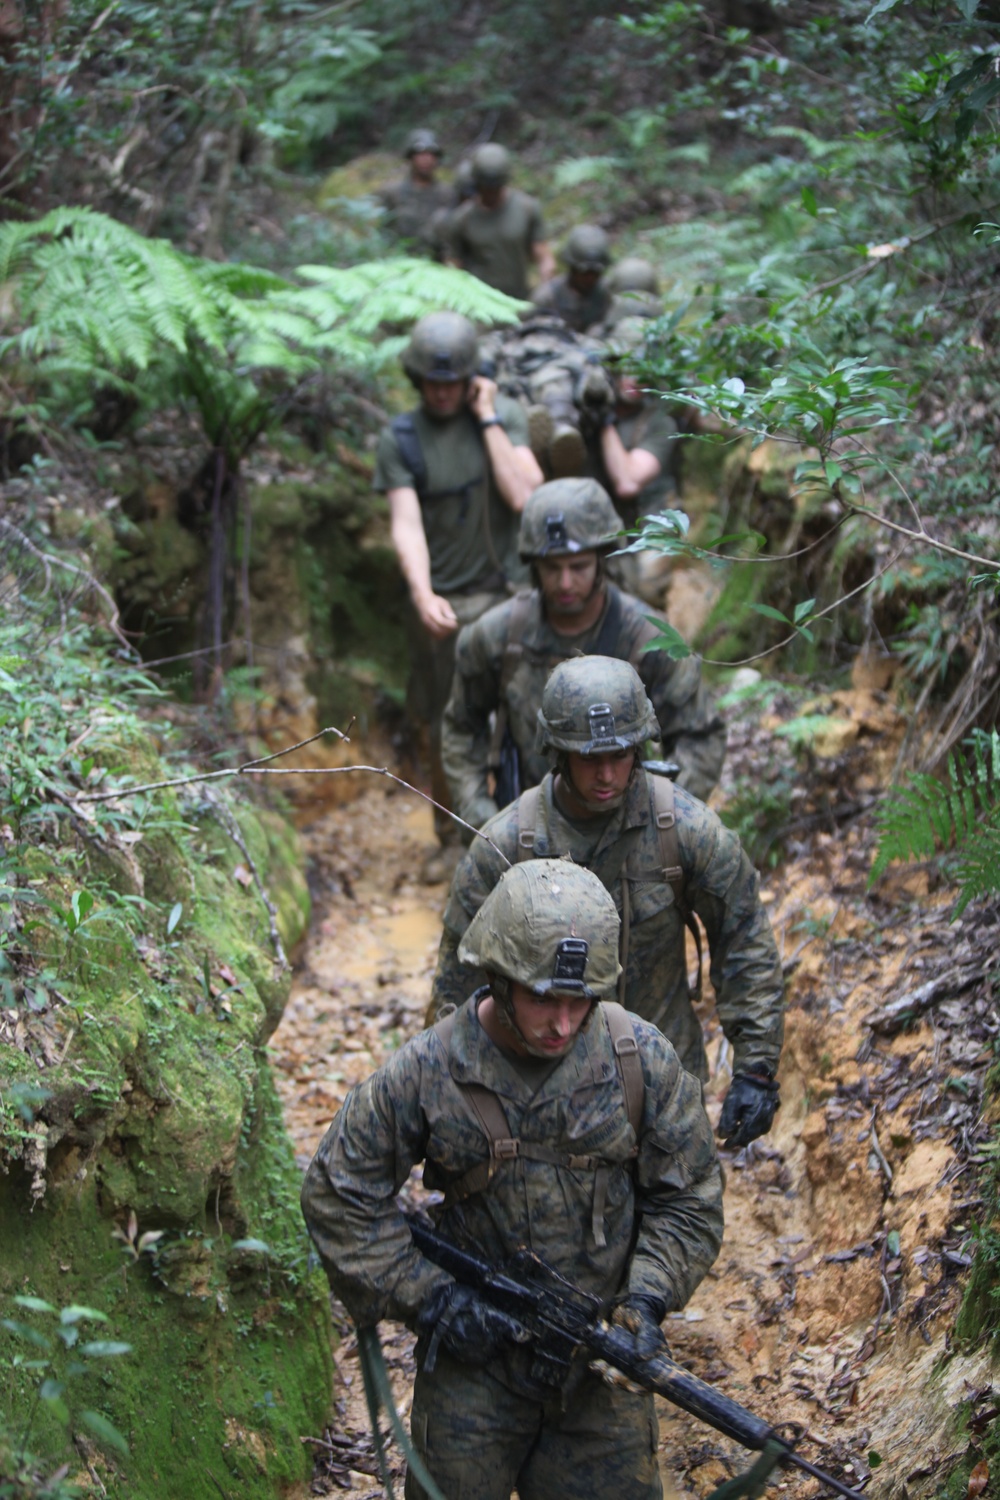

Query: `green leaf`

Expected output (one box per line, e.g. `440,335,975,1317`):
60,1305,109,1326
793,598,817,624
167,902,183,936
232,1238,272,1254
79,1340,132,1357
14,1295,58,1314
956,0,980,17
640,618,694,660
2,1319,54,1351
39,1377,65,1401
81,1409,130,1456
868,1452,883,1469
887,1230,901,1256
748,603,791,624
801,186,818,217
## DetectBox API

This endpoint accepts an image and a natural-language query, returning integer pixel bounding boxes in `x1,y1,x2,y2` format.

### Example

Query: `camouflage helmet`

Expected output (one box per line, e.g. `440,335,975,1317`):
607,257,660,295
536,656,658,756
564,224,611,273
472,142,511,189
458,861,620,1000
604,316,648,365
402,311,479,384
518,478,622,561
406,128,443,158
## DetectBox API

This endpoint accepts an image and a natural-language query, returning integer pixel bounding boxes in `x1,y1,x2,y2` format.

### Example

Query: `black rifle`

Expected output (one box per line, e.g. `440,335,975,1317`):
492,725,522,812
406,1213,866,1500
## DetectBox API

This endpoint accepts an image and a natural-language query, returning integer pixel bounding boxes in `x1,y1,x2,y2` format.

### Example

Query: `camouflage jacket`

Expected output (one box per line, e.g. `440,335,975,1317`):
440,584,726,829
531,274,614,334
431,772,784,1081
300,995,723,1358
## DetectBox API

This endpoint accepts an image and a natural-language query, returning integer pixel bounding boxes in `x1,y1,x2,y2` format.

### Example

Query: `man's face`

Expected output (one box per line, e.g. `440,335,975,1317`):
616,373,644,406
477,184,504,210
420,378,467,419
566,748,636,809
536,551,600,616
569,267,601,294
507,981,593,1058
410,150,439,182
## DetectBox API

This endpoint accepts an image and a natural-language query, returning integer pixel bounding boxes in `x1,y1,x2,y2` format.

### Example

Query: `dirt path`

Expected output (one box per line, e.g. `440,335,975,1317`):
273,706,998,1499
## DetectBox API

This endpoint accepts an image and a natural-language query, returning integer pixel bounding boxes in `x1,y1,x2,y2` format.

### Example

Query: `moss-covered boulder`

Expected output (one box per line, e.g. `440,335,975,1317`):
0,684,330,1497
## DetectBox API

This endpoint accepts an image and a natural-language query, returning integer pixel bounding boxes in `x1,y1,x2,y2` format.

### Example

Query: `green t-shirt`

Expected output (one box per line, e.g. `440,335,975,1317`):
379,177,452,250
615,399,679,520
450,189,545,299
374,393,530,596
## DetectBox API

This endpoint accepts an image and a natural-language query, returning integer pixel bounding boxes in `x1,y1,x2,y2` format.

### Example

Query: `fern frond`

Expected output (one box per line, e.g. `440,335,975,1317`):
870,730,1000,902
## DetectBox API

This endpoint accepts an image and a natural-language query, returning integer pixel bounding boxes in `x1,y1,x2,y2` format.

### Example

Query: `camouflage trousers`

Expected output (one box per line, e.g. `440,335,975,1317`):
404,1350,662,1500
406,587,509,844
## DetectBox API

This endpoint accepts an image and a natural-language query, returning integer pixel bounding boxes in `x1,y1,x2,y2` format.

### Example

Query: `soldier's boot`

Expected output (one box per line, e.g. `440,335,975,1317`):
526,404,555,464
549,423,587,477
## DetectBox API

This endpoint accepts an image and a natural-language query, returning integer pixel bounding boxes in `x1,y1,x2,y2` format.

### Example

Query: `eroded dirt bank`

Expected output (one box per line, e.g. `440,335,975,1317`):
272,693,999,1499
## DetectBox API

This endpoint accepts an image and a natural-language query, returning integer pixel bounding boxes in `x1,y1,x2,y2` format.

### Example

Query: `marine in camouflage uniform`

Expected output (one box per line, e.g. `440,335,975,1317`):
531,224,615,335
380,129,452,254
432,657,784,1104
441,478,725,830
301,861,724,1500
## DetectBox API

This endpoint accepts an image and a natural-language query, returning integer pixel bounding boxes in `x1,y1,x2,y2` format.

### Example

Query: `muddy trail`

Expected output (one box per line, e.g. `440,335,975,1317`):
272,683,999,1499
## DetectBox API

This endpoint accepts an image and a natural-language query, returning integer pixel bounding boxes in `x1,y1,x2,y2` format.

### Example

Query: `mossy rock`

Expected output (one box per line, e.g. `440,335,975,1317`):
0,732,331,1497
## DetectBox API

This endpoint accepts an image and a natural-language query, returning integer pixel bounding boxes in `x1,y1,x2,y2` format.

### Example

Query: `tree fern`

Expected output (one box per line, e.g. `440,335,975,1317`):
870,729,1000,912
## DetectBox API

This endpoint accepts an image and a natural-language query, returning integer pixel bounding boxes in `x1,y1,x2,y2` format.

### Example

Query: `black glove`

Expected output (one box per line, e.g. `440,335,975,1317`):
416,1282,524,1371
717,1072,779,1149
611,1293,668,1362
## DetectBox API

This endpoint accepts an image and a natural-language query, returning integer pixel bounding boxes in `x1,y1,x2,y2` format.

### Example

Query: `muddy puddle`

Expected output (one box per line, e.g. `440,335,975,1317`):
272,709,998,1499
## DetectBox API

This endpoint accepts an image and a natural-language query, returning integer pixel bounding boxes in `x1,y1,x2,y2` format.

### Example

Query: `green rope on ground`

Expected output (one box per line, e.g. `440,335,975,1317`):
356,1324,450,1500
706,1439,787,1500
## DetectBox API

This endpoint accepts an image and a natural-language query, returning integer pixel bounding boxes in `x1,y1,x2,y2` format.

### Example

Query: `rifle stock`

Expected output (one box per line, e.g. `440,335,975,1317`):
405,1213,866,1500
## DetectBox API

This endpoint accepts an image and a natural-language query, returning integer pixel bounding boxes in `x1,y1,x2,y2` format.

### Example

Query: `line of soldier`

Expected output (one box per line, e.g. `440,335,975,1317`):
299,130,788,1500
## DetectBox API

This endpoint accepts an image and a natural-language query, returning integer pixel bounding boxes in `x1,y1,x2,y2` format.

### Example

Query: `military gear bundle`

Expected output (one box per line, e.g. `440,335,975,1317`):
471,142,511,188
564,223,611,272
518,478,622,560
457,860,620,1001
536,657,658,756
402,311,479,384
406,128,443,158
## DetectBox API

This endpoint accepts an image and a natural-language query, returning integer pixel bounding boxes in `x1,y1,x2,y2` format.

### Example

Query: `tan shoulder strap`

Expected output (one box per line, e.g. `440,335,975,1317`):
515,783,543,861
650,774,683,905
649,775,704,1000
488,590,535,770
603,1001,644,1138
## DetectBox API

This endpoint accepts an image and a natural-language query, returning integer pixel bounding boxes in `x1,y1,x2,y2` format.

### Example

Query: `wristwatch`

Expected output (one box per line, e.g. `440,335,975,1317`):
479,416,504,430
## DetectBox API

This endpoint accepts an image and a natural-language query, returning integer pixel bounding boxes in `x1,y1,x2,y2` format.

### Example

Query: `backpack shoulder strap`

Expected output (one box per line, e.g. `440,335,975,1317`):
390,413,428,499
515,783,543,861
649,773,683,906
591,584,624,660
603,1001,644,1138
648,775,704,999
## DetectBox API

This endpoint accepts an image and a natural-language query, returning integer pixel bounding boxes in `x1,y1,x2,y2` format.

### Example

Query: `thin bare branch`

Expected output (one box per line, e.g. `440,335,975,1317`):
0,519,132,646
848,505,1000,572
